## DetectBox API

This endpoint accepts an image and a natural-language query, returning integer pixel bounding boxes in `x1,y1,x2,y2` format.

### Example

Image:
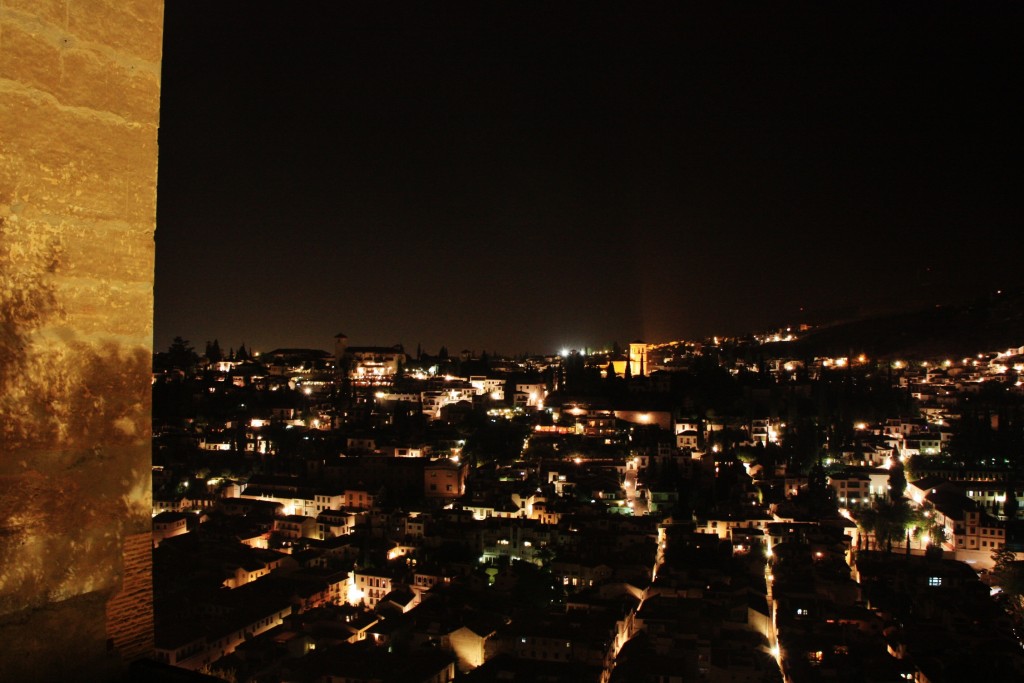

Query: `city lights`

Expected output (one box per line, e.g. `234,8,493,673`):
139,273,1024,678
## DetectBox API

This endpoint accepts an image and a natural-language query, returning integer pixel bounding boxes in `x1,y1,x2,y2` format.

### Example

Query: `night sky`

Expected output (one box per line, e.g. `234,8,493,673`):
155,1,1023,356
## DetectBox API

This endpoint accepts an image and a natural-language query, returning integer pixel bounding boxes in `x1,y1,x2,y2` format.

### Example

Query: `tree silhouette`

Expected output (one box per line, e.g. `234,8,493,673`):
1005,483,1019,520
166,337,198,372
859,498,915,552
205,339,223,363
797,458,837,516
888,460,907,502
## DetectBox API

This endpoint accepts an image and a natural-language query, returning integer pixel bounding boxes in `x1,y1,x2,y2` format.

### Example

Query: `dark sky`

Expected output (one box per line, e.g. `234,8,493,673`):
156,1,1023,356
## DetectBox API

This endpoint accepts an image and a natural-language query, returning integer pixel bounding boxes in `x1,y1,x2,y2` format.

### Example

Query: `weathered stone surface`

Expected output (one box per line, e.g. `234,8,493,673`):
49,219,156,284
0,466,121,610
59,44,162,123
0,0,163,677
0,88,159,224
52,281,154,337
67,0,164,64
0,17,64,94
2,0,68,29
0,591,120,683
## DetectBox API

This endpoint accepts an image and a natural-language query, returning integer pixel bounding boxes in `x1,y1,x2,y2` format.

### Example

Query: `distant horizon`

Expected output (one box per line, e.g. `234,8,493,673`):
156,4,1022,358
156,284,1022,358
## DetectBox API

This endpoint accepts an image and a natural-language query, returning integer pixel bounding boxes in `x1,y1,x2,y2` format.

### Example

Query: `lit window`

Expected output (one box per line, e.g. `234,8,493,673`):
928,576,942,587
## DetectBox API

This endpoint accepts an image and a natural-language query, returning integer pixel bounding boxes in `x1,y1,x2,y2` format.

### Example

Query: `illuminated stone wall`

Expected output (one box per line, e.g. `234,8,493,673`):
0,1,163,679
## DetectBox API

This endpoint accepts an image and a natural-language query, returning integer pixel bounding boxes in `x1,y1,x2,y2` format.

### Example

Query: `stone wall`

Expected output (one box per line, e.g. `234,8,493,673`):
0,1,163,680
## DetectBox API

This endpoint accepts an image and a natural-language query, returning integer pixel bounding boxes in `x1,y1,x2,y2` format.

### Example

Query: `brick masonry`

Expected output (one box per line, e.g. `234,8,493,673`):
105,531,155,663
0,1,163,679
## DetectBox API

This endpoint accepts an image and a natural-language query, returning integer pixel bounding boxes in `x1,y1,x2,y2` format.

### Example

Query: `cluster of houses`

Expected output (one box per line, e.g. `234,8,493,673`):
152,479,783,681
149,441,1024,682
149,336,1024,681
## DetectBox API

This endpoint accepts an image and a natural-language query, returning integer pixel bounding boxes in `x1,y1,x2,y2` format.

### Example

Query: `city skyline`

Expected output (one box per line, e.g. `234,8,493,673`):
8,3,1024,679
156,2,1023,354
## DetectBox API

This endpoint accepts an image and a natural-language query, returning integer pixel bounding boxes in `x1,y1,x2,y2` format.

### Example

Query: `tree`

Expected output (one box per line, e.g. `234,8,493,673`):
1005,483,1019,520
205,339,223,363
993,546,1017,573
904,454,924,480
796,459,837,516
910,514,947,557
888,460,907,502
198,664,237,682
991,546,1024,619
534,545,555,568
166,336,197,372
859,498,915,552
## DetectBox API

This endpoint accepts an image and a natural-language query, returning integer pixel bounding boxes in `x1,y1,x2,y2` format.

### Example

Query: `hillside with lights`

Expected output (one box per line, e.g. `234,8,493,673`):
752,289,1024,361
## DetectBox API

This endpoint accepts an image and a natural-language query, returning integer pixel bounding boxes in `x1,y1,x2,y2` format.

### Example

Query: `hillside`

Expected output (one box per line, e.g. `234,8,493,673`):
763,289,1024,360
